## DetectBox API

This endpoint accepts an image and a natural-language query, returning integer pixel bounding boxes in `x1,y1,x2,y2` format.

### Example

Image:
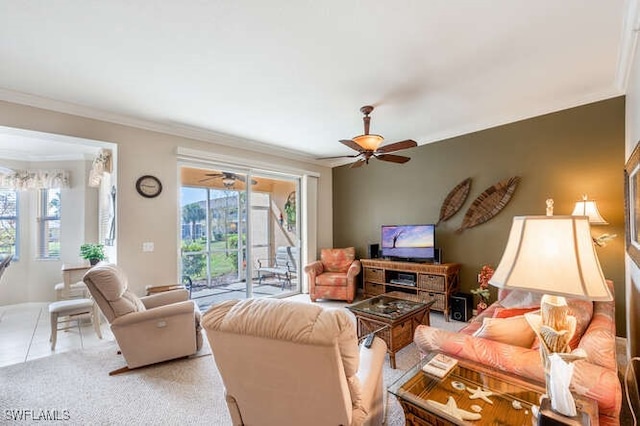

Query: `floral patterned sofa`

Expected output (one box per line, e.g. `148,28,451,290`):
413,280,622,425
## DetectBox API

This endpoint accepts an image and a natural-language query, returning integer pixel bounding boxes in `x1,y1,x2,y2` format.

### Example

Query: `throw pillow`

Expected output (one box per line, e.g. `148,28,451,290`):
473,315,537,348
499,289,542,309
492,307,539,318
566,298,594,350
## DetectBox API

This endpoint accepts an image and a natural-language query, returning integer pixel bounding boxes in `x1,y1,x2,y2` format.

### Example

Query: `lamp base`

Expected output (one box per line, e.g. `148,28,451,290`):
538,397,591,426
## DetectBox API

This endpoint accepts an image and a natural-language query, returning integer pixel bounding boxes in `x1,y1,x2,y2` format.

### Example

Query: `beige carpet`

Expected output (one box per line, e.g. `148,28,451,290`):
1,311,635,425
1,341,229,425
0,311,461,425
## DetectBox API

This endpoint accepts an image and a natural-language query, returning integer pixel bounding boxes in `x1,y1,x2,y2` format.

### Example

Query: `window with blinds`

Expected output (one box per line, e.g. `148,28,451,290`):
0,189,18,259
38,188,61,259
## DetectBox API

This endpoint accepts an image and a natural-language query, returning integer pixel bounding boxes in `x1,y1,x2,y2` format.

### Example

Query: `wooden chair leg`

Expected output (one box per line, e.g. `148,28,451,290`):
109,366,132,376
50,312,58,350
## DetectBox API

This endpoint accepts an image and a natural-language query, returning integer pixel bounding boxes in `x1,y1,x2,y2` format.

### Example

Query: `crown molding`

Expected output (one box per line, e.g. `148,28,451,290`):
0,88,323,166
615,0,640,91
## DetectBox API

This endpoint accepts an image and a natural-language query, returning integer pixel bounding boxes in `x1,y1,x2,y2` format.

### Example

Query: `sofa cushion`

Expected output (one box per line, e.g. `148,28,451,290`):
493,306,539,318
321,247,355,273
566,298,594,350
316,272,348,287
499,290,542,309
473,315,537,348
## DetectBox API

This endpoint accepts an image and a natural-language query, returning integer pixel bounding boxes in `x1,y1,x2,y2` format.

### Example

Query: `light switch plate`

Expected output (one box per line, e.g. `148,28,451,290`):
142,242,154,252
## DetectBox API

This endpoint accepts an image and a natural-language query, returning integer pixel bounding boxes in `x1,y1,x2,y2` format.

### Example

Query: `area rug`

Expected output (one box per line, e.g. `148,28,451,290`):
0,338,426,425
4,314,631,425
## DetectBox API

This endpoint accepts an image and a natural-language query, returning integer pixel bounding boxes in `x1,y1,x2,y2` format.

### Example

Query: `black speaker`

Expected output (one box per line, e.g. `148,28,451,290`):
367,243,380,259
450,293,473,322
434,248,442,264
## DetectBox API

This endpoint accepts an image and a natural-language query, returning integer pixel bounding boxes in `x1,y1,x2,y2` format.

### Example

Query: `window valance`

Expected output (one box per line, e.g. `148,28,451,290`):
89,149,113,188
0,169,70,190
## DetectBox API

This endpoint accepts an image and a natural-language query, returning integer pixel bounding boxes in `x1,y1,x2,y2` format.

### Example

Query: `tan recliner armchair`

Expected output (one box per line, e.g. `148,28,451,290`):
203,298,387,426
83,262,203,375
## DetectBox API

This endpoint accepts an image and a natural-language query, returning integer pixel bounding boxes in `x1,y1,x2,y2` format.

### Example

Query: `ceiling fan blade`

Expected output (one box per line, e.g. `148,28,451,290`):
317,154,361,160
350,159,366,168
340,139,364,152
198,177,217,183
376,154,411,164
376,139,417,154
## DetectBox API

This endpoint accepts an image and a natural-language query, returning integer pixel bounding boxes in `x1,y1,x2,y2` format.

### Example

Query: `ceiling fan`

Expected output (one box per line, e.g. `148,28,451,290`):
199,172,257,188
322,105,418,168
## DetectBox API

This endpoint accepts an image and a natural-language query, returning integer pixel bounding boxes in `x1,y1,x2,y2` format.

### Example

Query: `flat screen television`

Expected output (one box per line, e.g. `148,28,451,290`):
380,224,436,261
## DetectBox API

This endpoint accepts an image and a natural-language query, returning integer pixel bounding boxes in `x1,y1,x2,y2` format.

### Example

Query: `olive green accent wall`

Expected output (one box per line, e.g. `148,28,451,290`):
333,97,626,336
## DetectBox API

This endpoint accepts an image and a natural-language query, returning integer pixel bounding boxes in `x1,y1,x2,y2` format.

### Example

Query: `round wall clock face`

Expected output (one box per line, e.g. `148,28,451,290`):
135,175,162,198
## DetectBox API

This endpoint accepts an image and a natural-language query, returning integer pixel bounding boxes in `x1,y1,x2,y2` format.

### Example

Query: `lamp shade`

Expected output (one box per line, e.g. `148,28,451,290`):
571,196,608,225
489,216,612,301
353,134,384,151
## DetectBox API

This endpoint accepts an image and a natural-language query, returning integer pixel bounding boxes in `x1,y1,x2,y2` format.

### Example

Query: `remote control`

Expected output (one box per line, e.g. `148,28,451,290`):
363,333,375,348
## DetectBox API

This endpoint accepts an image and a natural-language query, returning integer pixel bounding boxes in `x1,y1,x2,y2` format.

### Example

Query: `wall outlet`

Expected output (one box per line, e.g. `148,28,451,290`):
142,242,154,252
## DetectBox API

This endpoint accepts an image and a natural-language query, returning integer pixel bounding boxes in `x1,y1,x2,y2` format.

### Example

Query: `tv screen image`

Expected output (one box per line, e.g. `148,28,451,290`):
380,224,436,260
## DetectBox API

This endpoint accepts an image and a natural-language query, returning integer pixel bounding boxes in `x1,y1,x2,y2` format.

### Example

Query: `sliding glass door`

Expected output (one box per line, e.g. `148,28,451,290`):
249,172,299,298
180,165,300,310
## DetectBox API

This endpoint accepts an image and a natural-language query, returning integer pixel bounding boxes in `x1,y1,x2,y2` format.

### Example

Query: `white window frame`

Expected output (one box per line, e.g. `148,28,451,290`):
0,189,19,260
38,188,61,260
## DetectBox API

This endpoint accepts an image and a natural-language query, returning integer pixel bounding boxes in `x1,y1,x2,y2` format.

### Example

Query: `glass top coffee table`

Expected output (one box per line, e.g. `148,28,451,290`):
347,294,434,369
388,352,598,425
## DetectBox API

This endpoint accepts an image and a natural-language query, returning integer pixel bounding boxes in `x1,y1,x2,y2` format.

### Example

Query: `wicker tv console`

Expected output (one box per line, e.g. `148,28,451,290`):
360,259,461,321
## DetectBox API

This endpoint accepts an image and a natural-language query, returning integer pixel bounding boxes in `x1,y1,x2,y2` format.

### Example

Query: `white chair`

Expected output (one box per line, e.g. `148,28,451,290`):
49,298,102,350
54,264,91,300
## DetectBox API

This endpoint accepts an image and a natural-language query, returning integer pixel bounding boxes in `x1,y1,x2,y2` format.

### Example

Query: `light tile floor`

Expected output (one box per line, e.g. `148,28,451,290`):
0,302,114,368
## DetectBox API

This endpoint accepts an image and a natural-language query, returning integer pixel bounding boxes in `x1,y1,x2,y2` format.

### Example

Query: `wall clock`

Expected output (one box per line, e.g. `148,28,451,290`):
135,175,162,198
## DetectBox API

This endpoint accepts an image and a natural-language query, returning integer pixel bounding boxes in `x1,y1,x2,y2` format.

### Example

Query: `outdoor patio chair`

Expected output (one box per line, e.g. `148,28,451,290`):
256,246,297,289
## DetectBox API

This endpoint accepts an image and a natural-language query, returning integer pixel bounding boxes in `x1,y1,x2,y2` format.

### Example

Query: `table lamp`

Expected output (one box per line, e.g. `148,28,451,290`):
571,195,617,247
571,195,608,225
489,213,612,419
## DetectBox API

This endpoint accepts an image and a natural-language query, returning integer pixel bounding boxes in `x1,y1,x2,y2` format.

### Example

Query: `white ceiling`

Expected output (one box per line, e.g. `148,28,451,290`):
0,126,103,162
0,1,638,165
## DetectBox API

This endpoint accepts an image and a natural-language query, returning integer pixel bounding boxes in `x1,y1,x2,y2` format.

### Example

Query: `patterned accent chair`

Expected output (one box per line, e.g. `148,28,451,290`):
304,247,361,303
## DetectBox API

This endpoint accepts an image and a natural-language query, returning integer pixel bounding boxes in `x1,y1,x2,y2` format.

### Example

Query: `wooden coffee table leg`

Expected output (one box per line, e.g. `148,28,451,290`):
389,352,397,369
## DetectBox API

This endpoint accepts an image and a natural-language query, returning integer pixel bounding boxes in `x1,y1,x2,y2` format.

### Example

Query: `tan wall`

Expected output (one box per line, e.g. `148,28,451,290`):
0,100,333,300
333,97,627,336
625,33,640,359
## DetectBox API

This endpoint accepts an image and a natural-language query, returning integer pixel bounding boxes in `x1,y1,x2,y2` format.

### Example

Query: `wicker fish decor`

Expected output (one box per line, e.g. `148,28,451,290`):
436,177,472,226
456,176,521,233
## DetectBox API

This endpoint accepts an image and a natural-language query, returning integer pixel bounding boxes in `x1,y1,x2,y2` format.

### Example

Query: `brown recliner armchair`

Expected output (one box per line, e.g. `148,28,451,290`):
83,262,203,375
203,298,387,426
305,247,361,303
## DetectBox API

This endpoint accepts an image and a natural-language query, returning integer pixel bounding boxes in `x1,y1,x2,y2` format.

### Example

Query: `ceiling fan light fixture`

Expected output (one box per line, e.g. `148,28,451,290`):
222,177,236,188
353,134,384,151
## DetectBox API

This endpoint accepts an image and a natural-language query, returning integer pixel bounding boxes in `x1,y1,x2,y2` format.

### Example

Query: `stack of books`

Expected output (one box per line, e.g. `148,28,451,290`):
421,354,458,378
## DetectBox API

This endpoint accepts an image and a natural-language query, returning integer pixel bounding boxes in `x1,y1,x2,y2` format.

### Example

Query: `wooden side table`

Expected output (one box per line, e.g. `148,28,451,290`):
388,353,598,425
347,295,434,369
